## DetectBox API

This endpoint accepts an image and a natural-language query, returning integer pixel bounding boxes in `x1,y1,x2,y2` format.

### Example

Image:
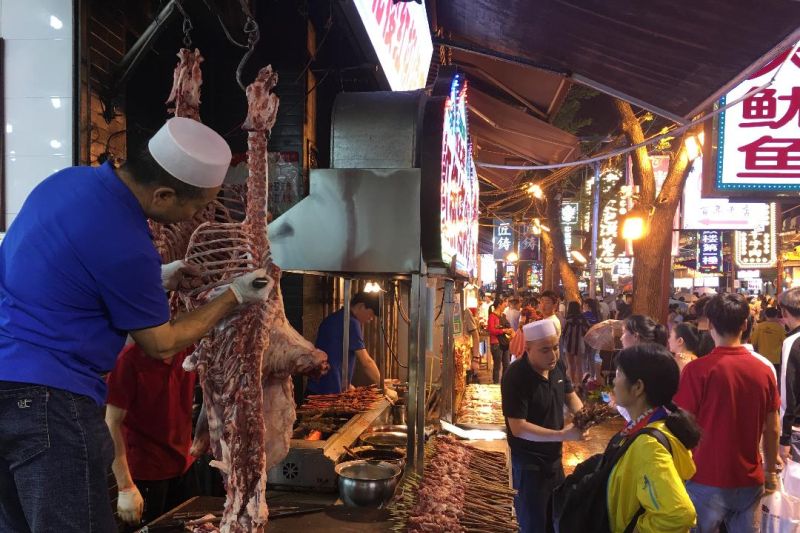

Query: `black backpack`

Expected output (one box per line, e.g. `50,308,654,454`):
549,427,672,533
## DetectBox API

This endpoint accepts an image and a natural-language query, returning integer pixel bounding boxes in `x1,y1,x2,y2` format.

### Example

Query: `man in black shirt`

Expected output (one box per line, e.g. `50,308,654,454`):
502,318,586,533
778,288,800,464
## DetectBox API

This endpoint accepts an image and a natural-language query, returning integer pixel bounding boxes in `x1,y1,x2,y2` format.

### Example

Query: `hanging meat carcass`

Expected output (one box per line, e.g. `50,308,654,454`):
181,66,328,532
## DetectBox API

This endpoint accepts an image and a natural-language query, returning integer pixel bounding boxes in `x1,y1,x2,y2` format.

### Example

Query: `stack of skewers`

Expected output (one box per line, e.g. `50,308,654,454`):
297,385,383,416
389,435,517,532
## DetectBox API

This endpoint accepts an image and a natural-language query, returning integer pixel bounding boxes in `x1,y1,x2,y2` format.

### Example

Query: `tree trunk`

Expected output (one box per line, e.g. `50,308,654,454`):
541,233,555,292
614,99,699,324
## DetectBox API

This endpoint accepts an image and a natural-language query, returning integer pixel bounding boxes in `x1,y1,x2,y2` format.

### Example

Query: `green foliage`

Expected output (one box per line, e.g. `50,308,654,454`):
552,85,598,135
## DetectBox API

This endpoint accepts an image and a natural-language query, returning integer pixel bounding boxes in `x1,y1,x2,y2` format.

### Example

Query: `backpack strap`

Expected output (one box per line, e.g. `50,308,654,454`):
621,427,673,533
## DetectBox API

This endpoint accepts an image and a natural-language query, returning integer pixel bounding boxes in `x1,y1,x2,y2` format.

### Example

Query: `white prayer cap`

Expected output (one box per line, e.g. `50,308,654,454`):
148,117,232,188
523,318,557,341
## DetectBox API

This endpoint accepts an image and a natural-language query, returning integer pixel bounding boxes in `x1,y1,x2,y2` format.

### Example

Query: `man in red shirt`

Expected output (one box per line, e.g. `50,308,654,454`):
106,343,198,526
674,293,780,533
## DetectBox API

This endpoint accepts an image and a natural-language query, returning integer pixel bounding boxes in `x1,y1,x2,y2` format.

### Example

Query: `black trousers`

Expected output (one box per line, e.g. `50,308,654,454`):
135,462,200,525
492,344,510,383
511,457,565,533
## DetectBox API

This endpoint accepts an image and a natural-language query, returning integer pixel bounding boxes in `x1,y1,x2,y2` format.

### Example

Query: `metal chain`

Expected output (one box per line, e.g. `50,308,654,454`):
175,1,193,48
235,0,261,91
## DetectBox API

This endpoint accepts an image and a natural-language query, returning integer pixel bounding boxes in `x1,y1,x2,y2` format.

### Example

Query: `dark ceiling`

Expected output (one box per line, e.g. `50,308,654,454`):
433,0,800,122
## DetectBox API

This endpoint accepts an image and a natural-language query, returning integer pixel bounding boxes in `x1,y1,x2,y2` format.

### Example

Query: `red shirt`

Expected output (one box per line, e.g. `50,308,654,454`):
106,344,196,481
487,313,505,345
674,345,780,488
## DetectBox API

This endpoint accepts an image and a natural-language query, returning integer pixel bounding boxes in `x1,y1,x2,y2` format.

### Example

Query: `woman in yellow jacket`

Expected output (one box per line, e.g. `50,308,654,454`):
607,343,702,533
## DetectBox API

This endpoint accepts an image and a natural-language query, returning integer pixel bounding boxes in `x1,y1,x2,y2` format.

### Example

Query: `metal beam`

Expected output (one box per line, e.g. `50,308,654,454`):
441,279,455,423
341,279,352,392
406,274,423,474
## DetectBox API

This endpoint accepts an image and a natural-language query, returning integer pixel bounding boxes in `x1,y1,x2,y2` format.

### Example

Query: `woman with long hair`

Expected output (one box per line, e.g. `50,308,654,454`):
487,298,513,384
582,298,601,326
563,301,590,385
668,323,700,372
606,343,701,532
621,315,669,349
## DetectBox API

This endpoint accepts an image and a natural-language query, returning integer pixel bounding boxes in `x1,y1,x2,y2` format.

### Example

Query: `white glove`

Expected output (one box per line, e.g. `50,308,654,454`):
229,269,273,304
161,260,187,291
117,485,144,524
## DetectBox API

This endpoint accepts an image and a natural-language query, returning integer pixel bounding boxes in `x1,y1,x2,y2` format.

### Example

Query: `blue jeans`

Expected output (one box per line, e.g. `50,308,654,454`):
686,480,763,533
511,455,564,533
0,381,115,532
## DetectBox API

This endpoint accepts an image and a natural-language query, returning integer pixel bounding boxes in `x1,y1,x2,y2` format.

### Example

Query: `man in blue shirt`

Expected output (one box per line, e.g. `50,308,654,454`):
0,117,270,533
306,292,381,395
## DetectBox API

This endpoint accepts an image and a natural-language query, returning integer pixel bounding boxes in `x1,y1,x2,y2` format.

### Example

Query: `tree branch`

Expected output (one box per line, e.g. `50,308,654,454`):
614,99,655,205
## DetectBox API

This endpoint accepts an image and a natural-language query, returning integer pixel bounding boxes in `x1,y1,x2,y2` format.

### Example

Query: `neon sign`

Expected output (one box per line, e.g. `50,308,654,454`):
352,0,433,91
441,75,479,277
734,203,777,268
697,230,723,273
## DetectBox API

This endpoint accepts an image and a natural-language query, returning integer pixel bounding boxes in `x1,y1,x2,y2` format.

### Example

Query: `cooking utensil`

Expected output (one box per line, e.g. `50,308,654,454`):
335,460,401,507
360,425,407,448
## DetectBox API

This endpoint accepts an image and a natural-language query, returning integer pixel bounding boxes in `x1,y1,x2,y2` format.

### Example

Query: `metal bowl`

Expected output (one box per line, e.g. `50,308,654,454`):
359,425,408,448
350,447,406,467
335,460,402,507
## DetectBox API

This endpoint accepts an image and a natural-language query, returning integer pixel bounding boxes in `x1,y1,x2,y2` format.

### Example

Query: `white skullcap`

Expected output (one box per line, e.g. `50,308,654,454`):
523,318,558,341
148,117,232,188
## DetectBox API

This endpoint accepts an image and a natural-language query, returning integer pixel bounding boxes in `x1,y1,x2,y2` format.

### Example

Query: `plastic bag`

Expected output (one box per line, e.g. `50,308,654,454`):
762,479,800,533
785,459,800,498
509,328,525,358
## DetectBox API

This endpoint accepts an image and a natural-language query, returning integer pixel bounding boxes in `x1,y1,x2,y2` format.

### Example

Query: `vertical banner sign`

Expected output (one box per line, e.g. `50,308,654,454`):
697,231,723,273
714,45,800,193
519,227,539,261
439,75,480,277
493,218,513,260
735,203,777,268
561,202,579,261
597,171,623,269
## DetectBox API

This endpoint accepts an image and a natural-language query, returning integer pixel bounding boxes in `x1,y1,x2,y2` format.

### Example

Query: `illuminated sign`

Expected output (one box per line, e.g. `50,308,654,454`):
493,218,512,260
684,158,771,230
597,171,623,269
711,45,800,195
561,202,579,261
439,75,479,277
697,230,723,273
734,203,777,268
352,0,433,91
519,228,539,261
737,270,762,279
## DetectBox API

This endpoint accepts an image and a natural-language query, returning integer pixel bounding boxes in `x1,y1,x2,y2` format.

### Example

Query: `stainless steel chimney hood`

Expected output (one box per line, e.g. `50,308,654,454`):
269,90,425,274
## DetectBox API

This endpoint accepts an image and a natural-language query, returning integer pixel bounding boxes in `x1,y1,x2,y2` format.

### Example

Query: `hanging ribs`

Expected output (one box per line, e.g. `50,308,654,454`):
181,66,327,532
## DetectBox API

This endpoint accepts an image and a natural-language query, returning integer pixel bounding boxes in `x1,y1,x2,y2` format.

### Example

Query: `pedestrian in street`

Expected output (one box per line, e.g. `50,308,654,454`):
620,315,668,349
582,298,600,326
690,296,716,357
668,323,700,372
616,293,633,320
674,293,780,533
488,297,513,383
0,118,271,532
505,297,523,331
741,314,778,383
751,306,786,376
777,288,800,467
501,318,586,533
539,290,563,337
607,343,700,533
562,301,590,386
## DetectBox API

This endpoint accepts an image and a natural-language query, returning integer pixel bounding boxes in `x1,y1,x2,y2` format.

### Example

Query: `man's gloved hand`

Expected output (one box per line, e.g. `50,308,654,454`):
117,485,144,524
229,269,273,304
161,260,191,291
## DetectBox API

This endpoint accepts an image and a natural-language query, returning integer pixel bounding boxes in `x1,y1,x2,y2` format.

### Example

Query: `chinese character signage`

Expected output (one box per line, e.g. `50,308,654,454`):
684,158,771,230
352,0,433,91
734,203,777,268
697,230,723,273
561,202,579,261
519,227,539,261
493,218,513,260
597,171,624,269
707,45,800,197
440,75,480,277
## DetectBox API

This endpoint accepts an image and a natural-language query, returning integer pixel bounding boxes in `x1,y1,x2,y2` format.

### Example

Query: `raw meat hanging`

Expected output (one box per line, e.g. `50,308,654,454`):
180,66,328,533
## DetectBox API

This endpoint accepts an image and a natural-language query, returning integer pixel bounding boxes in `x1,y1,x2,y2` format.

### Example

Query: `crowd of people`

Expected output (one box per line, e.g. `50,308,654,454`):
489,286,800,533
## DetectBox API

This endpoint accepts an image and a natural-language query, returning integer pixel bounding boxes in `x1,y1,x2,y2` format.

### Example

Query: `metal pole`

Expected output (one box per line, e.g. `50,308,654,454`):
406,274,423,474
589,162,601,298
777,203,784,296
441,279,455,423
341,279,352,392
377,289,386,384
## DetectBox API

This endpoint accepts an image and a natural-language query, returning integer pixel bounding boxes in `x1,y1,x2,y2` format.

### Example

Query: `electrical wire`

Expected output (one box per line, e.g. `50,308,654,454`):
380,320,407,369
477,40,800,172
